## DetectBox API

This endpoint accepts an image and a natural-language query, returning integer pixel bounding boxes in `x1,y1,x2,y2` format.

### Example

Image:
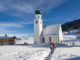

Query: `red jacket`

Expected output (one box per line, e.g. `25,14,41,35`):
52,43,55,48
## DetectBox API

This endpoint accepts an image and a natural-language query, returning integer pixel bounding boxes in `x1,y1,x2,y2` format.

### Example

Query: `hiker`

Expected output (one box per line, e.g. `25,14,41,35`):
50,42,55,53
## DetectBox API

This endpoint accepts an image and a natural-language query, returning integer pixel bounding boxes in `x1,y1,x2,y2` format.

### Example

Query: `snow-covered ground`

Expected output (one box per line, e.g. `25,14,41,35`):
0,30,80,60
0,45,50,60
16,37,34,44
53,46,80,60
63,29,78,35
63,30,80,46
0,44,80,60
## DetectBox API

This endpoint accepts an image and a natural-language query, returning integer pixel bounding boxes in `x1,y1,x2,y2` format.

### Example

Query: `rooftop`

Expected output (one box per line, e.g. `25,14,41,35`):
42,24,61,36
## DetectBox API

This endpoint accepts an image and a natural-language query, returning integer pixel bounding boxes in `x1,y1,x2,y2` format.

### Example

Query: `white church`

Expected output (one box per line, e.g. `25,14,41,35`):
34,9,63,44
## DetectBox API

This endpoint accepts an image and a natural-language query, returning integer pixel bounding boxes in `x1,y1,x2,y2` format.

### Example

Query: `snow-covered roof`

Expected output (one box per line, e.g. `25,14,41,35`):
42,24,61,36
0,37,12,39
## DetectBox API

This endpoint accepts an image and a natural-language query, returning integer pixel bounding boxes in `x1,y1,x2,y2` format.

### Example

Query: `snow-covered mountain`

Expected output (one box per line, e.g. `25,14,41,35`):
62,19,80,31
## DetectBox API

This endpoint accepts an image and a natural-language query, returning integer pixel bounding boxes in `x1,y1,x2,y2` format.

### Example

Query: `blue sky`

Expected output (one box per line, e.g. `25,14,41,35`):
0,0,80,36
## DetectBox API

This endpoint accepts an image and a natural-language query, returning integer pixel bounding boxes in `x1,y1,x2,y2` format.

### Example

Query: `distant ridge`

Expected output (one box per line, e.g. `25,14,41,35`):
62,19,80,31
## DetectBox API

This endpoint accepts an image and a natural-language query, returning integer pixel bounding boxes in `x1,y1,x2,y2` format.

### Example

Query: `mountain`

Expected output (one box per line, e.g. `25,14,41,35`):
62,19,80,31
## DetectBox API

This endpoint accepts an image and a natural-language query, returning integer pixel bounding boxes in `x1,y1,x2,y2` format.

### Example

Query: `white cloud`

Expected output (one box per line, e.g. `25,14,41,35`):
0,0,69,16
0,4,7,12
0,33,29,38
14,4,34,13
0,23,23,28
0,22,23,34
0,0,69,34
0,27,17,34
20,21,33,25
0,22,34,34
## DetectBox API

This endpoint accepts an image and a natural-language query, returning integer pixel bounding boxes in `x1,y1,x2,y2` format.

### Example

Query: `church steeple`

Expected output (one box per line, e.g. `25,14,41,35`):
34,9,42,44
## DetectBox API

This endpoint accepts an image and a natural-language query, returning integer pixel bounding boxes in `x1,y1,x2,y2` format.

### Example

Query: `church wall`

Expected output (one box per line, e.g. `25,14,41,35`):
59,25,63,43
34,13,42,44
34,35,39,44
42,35,59,44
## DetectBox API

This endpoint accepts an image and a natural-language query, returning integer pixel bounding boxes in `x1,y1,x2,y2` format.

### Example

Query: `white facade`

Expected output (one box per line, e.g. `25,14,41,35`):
34,14,42,44
42,35,59,44
59,25,63,43
34,9,63,44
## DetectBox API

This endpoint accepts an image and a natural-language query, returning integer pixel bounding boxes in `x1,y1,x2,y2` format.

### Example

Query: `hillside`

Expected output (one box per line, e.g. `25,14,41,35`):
62,19,80,31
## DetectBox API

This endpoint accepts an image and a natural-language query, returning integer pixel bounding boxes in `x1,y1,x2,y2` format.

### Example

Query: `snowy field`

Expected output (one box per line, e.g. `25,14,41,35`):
16,37,34,44
0,44,80,60
0,30,80,60
0,45,50,60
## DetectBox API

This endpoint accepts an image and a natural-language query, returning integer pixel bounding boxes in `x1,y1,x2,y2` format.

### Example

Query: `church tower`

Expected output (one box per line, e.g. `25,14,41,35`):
34,9,42,44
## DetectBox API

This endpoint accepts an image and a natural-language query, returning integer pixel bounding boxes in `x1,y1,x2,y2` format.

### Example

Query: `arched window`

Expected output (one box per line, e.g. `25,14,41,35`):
35,20,38,24
49,37,51,43
43,37,45,43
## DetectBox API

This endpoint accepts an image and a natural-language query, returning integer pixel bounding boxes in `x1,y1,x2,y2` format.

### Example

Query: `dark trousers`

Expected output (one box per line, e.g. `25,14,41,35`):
50,48,54,53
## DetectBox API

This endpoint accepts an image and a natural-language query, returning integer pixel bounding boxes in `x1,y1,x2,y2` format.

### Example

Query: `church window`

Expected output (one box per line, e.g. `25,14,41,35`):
49,37,51,43
43,37,45,43
35,20,38,24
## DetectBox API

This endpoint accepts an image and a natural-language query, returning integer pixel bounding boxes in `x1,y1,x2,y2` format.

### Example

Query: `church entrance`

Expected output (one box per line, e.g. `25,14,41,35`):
42,37,45,43
49,37,51,43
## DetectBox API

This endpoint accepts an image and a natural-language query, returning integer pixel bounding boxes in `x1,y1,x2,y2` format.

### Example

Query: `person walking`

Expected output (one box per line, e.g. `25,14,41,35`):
50,42,55,53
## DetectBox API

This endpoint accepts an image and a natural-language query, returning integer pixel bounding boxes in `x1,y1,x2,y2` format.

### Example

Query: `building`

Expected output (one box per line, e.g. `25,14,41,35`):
34,9,63,44
0,35,17,45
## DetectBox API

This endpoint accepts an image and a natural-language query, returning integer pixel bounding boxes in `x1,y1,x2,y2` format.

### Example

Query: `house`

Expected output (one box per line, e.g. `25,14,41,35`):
0,35,17,45
34,9,63,44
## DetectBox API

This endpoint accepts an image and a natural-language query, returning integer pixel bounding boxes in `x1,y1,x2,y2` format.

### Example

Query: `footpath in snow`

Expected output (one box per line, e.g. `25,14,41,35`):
0,44,80,60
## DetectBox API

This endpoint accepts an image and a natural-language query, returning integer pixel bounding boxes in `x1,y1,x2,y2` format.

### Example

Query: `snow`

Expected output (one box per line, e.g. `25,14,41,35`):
63,30,80,46
42,24,61,35
63,29,78,35
52,46,80,60
0,45,50,60
0,44,80,60
0,30,80,60
63,35,77,41
16,37,34,44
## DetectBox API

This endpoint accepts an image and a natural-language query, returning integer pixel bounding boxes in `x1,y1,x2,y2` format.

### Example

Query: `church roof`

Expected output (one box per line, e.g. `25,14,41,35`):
42,24,61,36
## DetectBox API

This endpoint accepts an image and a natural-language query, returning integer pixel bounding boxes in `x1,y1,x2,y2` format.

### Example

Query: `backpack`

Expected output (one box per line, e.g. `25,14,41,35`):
50,44,53,48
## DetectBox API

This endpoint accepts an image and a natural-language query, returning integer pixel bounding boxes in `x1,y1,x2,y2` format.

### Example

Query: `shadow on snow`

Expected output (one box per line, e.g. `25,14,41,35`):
65,57,80,60
45,52,54,60
44,49,56,60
